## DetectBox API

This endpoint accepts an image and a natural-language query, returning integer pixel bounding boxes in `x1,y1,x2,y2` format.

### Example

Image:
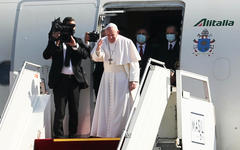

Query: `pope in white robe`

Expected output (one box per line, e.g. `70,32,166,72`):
90,23,141,137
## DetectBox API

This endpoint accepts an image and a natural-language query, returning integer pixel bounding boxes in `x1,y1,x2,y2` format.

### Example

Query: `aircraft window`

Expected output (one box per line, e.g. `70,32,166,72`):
182,76,210,102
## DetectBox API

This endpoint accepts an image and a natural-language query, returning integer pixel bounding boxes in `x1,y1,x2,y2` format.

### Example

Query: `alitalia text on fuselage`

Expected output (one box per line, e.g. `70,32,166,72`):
194,18,234,27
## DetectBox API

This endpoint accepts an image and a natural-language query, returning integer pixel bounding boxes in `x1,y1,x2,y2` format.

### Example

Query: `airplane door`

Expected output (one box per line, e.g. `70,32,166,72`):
11,0,99,136
11,0,99,72
176,70,215,150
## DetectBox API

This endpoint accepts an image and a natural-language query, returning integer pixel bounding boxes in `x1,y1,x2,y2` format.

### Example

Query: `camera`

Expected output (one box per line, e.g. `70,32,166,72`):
50,18,75,43
88,31,99,42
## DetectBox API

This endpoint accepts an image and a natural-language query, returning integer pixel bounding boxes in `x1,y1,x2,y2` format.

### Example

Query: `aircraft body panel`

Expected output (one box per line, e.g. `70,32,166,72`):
0,0,18,118
10,0,99,137
180,1,240,149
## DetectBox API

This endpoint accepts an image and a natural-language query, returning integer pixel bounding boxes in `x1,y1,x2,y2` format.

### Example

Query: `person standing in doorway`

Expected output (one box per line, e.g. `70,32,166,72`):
90,23,141,137
163,25,180,71
135,28,152,78
43,17,90,138
85,30,106,97
152,25,180,86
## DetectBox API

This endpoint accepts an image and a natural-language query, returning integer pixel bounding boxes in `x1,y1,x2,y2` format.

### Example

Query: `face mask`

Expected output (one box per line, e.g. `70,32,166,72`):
166,34,176,42
137,34,146,44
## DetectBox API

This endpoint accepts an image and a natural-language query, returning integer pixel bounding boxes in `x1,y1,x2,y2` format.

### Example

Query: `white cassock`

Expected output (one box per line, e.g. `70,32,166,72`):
90,35,141,137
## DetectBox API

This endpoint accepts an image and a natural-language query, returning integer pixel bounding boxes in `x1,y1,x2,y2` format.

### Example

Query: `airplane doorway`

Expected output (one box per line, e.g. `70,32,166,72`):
103,3,184,70
109,10,183,42
101,3,184,148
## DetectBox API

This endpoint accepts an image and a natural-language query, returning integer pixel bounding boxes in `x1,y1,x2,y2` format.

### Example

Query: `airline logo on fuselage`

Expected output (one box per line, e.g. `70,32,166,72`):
194,18,234,27
193,29,215,56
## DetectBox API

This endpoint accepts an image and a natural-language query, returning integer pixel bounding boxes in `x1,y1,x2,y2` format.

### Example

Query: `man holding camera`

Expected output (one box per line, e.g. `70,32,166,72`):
85,29,106,97
43,17,90,138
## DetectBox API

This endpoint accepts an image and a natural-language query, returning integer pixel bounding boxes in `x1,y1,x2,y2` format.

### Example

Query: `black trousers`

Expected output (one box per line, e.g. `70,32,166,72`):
53,74,80,138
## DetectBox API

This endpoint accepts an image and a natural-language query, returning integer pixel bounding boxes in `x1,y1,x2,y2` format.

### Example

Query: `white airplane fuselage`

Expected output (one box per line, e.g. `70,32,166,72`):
0,0,239,149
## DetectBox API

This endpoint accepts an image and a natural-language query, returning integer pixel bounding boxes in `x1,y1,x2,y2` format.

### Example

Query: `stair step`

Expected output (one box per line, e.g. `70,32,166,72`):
34,138,120,150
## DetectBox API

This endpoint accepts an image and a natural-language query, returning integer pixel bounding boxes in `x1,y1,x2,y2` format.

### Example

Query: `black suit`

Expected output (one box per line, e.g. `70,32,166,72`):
43,37,89,89
136,41,153,79
152,40,180,70
162,40,180,70
152,39,180,86
43,37,90,138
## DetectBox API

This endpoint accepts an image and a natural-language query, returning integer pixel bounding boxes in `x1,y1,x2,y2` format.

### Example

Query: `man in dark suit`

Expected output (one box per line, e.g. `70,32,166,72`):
135,28,152,79
151,25,180,85
85,30,106,97
163,25,180,71
43,17,90,138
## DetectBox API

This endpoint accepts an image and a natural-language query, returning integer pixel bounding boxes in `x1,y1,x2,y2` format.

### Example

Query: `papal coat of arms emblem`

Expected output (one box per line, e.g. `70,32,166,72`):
193,29,215,56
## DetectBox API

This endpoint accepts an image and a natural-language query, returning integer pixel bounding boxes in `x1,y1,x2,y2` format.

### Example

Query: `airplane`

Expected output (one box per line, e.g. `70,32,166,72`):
0,0,18,117
0,0,239,149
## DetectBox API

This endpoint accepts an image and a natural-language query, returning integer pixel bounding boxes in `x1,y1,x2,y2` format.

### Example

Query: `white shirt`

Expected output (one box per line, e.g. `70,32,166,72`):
61,43,79,75
168,40,176,50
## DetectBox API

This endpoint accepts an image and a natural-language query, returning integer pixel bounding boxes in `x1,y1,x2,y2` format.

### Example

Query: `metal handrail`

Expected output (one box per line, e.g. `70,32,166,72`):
117,58,165,150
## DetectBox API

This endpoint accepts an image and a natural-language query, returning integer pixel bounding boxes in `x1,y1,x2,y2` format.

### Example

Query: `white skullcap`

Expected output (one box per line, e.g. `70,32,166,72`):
104,23,119,31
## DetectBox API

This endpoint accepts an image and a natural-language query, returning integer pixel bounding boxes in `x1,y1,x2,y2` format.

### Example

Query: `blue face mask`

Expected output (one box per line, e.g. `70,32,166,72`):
137,34,146,44
166,34,176,42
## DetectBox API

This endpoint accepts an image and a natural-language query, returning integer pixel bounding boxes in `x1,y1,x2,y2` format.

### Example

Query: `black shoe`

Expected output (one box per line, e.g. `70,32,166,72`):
88,136,100,138
88,136,95,138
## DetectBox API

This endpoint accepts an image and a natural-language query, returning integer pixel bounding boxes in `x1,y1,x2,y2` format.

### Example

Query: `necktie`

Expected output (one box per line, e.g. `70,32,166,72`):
64,46,71,67
139,45,143,57
169,43,172,50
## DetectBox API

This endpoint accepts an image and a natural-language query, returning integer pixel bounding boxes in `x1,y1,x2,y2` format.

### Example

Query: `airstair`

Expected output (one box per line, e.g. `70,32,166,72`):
118,59,215,150
0,59,215,150
0,62,51,150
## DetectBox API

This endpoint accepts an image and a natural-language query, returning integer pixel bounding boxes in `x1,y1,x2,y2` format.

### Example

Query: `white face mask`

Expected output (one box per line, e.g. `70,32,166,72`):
166,34,176,42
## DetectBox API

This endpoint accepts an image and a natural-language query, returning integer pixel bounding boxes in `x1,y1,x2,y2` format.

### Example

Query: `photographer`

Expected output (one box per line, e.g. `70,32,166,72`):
43,17,90,138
